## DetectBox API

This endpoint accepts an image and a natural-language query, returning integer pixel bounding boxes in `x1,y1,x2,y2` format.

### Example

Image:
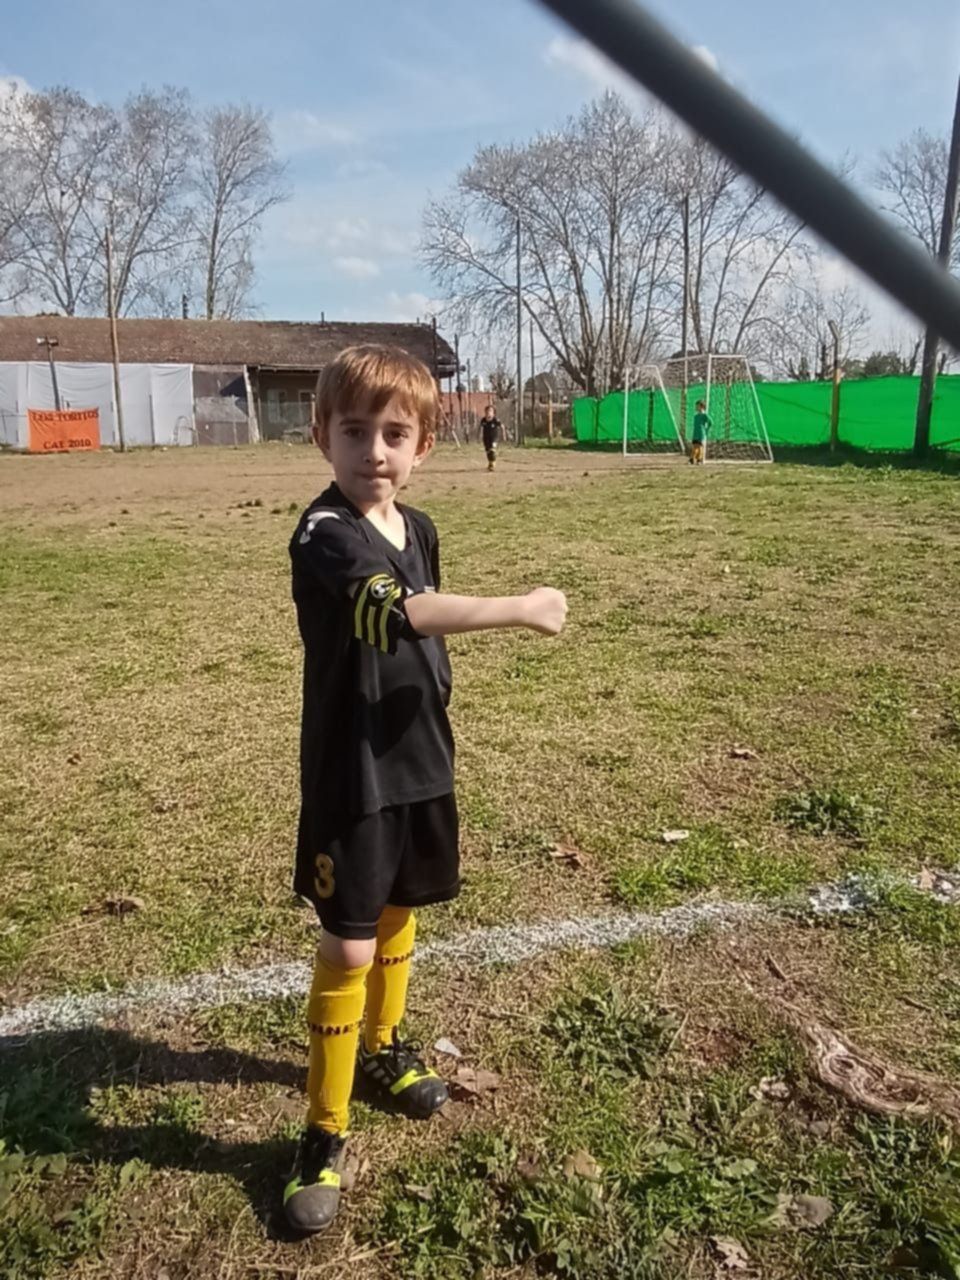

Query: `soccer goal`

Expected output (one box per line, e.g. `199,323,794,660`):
661,354,774,464
620,364,686,458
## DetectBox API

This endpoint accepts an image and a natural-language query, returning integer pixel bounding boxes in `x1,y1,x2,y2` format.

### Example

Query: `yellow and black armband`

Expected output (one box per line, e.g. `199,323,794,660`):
352,574,407,654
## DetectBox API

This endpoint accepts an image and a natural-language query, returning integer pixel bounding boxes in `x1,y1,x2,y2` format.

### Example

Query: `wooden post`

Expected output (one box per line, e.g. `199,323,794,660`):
915,72,960,457
547,387,554,439
828,319,842,453
105,218,126,452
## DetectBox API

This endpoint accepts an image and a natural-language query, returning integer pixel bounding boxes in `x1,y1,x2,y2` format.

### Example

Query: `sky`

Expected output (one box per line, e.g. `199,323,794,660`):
3,0,960,354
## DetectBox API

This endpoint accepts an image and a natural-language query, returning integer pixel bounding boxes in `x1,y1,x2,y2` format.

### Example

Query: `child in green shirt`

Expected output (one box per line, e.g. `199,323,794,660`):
690,399,710,465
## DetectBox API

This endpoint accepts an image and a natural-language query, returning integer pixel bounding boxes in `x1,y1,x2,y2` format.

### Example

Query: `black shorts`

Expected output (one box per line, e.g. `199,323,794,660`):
296,794,460,939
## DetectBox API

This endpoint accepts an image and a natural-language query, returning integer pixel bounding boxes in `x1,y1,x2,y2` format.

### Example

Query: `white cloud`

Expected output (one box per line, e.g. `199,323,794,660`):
279,207,416,259
273,109,357,154
0,74,32,99
543,34,644,103
0,74,32,108
543,34,722,102
383,290,445,323
336,157,391,181
333,255,381,280
691,45,720,74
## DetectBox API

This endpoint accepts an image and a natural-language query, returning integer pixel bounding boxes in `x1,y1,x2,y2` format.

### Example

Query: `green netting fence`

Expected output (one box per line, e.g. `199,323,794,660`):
573,375,960,453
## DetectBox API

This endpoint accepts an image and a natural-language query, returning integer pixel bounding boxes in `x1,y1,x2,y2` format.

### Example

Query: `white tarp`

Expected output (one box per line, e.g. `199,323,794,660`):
0,362,195,449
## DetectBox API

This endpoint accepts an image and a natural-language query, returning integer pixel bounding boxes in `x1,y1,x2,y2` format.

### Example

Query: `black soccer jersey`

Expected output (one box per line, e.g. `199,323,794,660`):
290,483,454,830
480,416,501,450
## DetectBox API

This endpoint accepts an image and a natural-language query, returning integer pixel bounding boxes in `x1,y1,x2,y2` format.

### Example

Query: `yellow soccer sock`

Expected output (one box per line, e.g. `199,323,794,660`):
305,952,371,1133
364,906,416,1054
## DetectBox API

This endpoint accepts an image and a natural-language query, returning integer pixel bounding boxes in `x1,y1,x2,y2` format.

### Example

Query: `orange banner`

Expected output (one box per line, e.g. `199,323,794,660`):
28,408,101,453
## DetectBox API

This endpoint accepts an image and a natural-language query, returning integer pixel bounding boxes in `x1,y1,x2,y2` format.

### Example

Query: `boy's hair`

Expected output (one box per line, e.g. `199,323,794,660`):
484,403,494,414
315,345,439,443
696,399,706,410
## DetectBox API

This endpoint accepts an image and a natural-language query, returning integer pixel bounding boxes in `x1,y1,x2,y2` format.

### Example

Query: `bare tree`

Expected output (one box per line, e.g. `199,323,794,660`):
765,281,871,380
99,88,196,316
423,94,677,396
192,105,287,320
423,93,809,395
876,130,960,269
0,86,117,314
675,135,809,359
0,85,288,321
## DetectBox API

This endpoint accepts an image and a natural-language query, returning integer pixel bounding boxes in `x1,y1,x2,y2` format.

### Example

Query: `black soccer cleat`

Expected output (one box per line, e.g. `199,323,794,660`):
283,1126,347,1234
357,1031,449,1119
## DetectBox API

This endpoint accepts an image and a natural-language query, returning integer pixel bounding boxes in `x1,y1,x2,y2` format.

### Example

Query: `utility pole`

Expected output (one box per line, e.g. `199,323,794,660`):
515,211,523,446
36,336,62,410
915,72,960,457
105,216,127,452
454,333,465,442
466,357,473,442
528,318,536,437
827,319,842,453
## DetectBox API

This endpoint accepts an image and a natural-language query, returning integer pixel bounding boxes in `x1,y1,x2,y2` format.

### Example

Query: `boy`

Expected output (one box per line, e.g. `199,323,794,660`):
478,403,503,471
690,399,711,464
285,345,567,1234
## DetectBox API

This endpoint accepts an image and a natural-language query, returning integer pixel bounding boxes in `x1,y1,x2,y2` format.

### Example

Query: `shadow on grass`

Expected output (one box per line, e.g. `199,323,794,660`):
0,1027,306,1239
570,439,960,472
768,444,960,473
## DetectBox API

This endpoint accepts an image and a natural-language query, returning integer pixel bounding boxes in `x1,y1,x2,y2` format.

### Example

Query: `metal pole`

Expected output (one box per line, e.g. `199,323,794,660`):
535,0,960,352
828,319,842,453
622,363,631,456
515,212,523,446
704,352,712,463
105,219,126,452
915,72,960,456
681,193,690,363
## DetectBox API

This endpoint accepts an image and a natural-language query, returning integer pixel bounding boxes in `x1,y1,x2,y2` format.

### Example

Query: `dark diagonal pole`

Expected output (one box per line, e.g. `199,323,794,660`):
535,0,960,354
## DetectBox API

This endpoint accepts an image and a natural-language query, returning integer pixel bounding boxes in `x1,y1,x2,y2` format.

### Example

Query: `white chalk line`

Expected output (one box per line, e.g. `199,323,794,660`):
0,873,954,1043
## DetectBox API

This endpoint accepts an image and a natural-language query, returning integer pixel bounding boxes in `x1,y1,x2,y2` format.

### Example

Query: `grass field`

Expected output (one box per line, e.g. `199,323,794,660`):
2,442,960,1278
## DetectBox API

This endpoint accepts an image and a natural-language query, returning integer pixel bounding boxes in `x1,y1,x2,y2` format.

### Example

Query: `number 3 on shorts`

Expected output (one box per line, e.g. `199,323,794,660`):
313,852,336,900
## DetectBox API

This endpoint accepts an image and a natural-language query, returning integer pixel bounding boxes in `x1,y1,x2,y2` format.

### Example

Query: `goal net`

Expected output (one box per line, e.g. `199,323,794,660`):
621,364,686,458
661,355,774,463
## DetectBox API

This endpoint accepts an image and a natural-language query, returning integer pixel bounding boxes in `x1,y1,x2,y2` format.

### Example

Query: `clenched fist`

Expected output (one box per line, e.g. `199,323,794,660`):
522,586,568,636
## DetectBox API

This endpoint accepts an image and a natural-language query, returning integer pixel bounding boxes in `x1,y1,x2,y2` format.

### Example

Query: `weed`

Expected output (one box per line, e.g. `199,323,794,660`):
615,826,814,908
543,988,679,1081
862,881,960,948
775,787,881,841
943,681,960,743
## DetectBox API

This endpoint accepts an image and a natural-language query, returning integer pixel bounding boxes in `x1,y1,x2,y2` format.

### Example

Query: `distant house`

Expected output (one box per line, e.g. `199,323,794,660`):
0,316,457,448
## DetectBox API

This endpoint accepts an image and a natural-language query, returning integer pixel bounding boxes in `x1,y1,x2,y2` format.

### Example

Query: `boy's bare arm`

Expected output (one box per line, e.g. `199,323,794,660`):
405,586,567,637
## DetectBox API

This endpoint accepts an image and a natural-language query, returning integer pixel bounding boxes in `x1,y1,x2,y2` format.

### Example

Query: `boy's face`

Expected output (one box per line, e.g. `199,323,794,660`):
313,394,434,509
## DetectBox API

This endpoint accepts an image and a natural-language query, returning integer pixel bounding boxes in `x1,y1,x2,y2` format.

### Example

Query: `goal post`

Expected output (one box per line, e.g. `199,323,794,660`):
620,363,686,458
665,353,773,464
